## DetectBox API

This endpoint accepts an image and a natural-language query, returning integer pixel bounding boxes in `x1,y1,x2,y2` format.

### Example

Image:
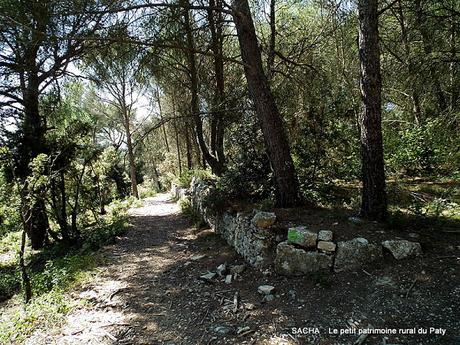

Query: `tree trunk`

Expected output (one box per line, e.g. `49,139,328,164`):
449,4,458,112
357,0,387,221
182,0,224,175
123,108,139,199
156,87,170,153
185,125,193,170
232,0,301,207
172,102,183,175
71,162,86,237
18,208,32,303
207,0,226,169
21,73,49,249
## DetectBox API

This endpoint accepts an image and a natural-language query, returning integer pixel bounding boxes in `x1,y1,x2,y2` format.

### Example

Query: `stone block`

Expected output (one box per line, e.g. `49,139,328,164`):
318,230,333,241
334,237,382,272
287,226,317,248
317,241,336,252
275,241,332,275
382,240,422,260
252,211,276,228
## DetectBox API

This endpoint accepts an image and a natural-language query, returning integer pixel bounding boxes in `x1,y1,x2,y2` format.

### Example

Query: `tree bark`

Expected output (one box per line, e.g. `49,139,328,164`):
21,72,49,249
185,124,193,170
357,0,387,221
207,0,226,169
172,100,183,175
182,0,224,175
156,87,170,152
449,3,458,111
231,0,301,207
19,209,32,303
123,107,139,199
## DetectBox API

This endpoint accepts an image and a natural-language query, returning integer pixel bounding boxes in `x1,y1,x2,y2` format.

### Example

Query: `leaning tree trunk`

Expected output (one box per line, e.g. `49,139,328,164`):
232,0,301,207
357,0,387,221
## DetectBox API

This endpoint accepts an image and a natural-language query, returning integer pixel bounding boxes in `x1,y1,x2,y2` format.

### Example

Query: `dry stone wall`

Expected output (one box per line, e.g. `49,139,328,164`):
172,179,278,267
171,179,423,274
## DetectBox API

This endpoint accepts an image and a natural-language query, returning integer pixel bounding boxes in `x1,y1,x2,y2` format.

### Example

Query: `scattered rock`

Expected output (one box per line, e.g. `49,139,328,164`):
230,264,246,275
318,230,333,241
237,326,251,334
244,303,255,310
264,294,275,302
216,263,227,276
317,241,336,253
382,240,422,260
213,325,233,336
262,268,271,276
252,211,276,228
408,232,420,239
287,226,317,248
374,276,397,288
288,289,296,300
183,261,192,267
334,238,382,272
275,241,333,276
79,290,98,300
225,274,232,284
191,254,206,261
199,272,216,282
258,285,275,295
348,216,363,224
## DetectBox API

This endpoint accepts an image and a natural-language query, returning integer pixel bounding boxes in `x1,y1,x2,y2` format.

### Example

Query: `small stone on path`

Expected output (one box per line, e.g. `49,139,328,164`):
191,254,206,261
258,285,275,295
200,272,216,281
225,274,232,284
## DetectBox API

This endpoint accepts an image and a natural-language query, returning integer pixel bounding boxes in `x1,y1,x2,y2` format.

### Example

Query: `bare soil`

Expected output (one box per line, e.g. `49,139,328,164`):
26,194,460,345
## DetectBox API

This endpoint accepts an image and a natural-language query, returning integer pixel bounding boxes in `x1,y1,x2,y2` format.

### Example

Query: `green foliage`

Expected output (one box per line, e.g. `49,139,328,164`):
200,185,228,214
0,174,20,237
221,114,274,202
0,198,130,343
177,169,213,188
0,250,98,344
138,178,159,198
0,231,22,301
82,217,128,251
179,198,205,227
386,123,436,175
0,265,20,302
385,118,460,176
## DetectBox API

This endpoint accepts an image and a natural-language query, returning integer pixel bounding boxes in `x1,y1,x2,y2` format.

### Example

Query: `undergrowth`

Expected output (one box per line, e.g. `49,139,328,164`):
179,198,205,227
0,198,132,344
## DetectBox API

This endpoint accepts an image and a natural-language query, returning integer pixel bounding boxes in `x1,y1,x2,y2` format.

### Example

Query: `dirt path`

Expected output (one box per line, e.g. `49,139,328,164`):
26,194,202,345
25,194,460,345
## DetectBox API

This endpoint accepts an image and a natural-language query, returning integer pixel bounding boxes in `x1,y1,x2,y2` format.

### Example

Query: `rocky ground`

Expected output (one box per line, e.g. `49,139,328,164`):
26,194,460,345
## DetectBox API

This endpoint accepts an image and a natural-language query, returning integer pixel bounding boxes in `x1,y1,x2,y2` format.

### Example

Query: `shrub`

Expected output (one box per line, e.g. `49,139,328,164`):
179,198,205,227
177,169,213,188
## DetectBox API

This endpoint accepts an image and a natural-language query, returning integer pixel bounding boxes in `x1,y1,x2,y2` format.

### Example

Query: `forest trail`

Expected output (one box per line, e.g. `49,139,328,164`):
26,194,218,345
